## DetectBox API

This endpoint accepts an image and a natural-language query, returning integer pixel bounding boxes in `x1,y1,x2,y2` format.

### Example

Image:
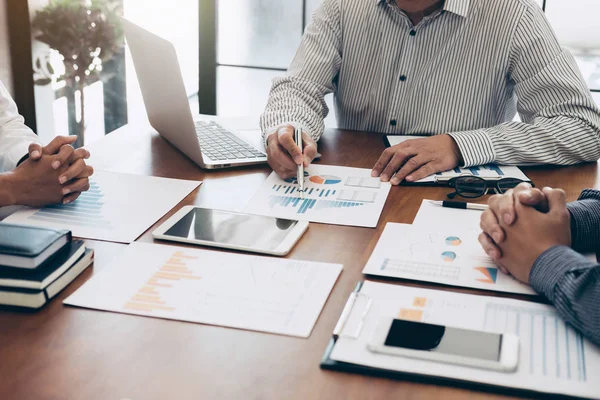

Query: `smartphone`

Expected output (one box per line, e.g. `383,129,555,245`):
367,318,519,372
152,206,309,256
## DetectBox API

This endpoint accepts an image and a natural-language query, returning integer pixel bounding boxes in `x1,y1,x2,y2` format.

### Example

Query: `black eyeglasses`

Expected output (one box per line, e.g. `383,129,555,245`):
446,176,529,199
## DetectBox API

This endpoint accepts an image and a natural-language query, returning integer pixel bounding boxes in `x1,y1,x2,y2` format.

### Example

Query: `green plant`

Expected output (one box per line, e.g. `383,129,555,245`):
32,0,124,146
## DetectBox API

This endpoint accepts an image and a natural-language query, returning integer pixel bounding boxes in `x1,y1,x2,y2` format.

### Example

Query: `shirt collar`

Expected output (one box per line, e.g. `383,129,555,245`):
376,0,471,18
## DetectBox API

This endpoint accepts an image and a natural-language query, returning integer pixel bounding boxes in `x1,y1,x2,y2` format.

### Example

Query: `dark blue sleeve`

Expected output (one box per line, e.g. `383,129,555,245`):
567,189,600,253
529,248,600,346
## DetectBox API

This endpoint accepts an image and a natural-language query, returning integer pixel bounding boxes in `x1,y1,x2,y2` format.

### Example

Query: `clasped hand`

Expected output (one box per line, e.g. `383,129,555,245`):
11,136,94,207
478,183,571,284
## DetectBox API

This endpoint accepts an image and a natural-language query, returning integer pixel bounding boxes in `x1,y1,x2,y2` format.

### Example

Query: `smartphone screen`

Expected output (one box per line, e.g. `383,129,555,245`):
385,319,502,361
164,208,298,250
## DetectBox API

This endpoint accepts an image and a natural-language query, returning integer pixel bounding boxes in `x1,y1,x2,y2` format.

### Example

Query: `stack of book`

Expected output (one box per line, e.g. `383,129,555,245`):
0,223,94,309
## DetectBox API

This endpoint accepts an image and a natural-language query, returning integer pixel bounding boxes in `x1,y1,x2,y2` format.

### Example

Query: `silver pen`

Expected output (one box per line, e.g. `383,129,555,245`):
295,127,305,196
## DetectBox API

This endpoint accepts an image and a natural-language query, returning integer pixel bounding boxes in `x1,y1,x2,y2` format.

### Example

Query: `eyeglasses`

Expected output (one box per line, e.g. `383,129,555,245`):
445,176,529,199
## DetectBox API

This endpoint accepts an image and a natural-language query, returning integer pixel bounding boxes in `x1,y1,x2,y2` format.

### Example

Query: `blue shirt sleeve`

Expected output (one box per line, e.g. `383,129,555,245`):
529,189,600,346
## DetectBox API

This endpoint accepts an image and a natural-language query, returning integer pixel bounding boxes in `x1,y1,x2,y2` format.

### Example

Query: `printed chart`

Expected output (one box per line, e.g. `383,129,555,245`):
27,181,112,229
363,223,536,295
64,242,342,337
330,282,600,398
4,170,200,243
244,165,391,227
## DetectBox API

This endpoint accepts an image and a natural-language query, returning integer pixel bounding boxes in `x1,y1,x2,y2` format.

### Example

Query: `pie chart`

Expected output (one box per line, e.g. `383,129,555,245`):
309,175,342,185
284,171,309,184
441,251,456,262
445,236,462,246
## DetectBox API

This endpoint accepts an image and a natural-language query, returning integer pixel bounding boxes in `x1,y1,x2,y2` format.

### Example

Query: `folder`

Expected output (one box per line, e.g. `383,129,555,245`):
320,281,600,399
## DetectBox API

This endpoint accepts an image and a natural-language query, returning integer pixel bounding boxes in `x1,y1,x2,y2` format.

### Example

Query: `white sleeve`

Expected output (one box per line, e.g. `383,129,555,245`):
0,81,42,172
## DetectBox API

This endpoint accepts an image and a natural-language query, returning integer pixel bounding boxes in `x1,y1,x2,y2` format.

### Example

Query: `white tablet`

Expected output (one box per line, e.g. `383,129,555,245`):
152,206,309,256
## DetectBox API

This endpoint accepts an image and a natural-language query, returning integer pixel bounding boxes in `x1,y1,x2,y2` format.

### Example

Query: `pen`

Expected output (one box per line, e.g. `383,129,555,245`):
295,127,305,196
429,200,489,211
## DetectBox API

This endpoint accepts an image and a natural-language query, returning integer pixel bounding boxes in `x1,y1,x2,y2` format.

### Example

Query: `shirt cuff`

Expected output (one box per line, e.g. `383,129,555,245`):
529,245,587,302
447,129,496,167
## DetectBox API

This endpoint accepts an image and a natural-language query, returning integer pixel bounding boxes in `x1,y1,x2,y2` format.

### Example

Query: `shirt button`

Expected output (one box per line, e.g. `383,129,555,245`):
409,30,416,36
399,75,407,82
390,119,397,126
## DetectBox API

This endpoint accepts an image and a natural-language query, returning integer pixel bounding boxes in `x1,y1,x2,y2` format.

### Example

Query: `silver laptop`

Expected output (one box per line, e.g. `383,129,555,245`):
122,18,268,169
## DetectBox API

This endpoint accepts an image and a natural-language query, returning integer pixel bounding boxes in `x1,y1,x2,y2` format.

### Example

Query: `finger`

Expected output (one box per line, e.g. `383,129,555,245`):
277,127,303,165
544,187,567,214
372,148,395,178
267,135,297,172
28,143,43,160
62,191,82,205
303,143,317,167
61,178,90,196
389,156,425,185
497,189,515,225
517,187,548,211
381,150,414,182
50,145,75,170
43,136,77,155
58,159,87,184
478,232,502,261
68,147,91,163
480,208,505,243
404,161,439,183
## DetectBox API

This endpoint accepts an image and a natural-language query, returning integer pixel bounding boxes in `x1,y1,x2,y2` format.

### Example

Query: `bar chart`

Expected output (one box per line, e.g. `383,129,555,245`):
27,181,112,229
124,250,201,313
483,303,587,381
268,195,365,214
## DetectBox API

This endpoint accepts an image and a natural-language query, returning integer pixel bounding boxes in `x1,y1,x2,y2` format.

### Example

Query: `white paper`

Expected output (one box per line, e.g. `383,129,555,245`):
413,199,484,229
385,136,530,183
3,170,200,243
364,223,535,295
330,281,600,399
64,242,342,338
244,165,391,227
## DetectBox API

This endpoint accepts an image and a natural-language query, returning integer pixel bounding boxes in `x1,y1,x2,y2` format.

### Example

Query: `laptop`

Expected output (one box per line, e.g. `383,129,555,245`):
122,18,268,169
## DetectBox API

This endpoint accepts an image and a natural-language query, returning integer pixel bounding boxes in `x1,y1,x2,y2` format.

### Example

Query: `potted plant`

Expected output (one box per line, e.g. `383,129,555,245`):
32,0,124,147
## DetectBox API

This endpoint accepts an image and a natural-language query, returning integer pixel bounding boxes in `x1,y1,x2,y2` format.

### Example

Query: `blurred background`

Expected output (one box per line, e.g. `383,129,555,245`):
0,0,598,147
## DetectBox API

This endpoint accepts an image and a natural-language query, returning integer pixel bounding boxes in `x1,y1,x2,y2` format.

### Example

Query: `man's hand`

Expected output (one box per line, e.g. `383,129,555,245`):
7,156,69,207
371,134,463,185
266,125,317,179
28,136,91,185
479,187,571,284
478,182,549,262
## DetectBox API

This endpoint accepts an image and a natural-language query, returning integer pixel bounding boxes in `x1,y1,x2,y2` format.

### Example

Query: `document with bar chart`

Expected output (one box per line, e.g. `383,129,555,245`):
3,170,200,243
64,242,342,337
362,223,535,295
243,165,392,227
329,281,600,399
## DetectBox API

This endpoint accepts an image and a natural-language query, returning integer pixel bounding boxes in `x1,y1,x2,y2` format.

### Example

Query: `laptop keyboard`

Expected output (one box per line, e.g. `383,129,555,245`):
195,121,265,161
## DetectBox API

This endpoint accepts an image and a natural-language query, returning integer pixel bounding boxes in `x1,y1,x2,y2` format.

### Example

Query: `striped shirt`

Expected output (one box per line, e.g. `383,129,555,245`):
531,189,600,346
260,0,600,167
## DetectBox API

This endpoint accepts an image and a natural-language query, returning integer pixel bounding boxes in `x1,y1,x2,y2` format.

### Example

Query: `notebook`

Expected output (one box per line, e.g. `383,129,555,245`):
0,223,71,269
0,248,93,309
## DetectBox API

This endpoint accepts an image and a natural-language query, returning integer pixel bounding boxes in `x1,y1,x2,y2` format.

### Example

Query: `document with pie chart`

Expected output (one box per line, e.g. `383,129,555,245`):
244,165,392,227
363,223,536,295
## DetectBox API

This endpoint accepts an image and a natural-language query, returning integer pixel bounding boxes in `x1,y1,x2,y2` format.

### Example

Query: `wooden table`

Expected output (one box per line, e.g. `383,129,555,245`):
1,126,598,400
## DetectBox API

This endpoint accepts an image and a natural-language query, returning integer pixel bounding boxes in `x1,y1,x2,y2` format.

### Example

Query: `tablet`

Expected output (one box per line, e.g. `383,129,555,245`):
152,206,309,256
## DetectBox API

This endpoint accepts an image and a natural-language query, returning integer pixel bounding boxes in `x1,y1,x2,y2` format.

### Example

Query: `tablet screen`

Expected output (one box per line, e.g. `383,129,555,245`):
164,208,299,250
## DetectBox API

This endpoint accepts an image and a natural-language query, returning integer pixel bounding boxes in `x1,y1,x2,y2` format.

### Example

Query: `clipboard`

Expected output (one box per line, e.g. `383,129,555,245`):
319,281,573,399
382,135,533,188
